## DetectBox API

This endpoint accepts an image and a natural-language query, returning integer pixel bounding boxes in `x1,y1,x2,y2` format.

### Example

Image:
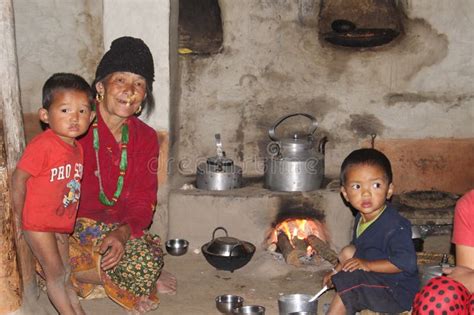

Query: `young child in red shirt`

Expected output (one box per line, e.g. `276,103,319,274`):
12,73,95,315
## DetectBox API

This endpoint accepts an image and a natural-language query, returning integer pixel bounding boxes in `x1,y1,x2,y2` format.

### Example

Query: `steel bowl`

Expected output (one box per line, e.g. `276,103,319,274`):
232,305,265,315
216,294,244,314
165,239,189,256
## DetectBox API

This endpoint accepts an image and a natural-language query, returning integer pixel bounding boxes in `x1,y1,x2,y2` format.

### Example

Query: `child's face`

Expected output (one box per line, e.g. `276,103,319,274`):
341,163,394,222
39,89,95,145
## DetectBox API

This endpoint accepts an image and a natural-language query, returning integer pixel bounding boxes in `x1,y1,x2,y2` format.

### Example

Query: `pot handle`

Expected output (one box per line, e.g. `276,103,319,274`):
268,113,318,141
212,226,229,240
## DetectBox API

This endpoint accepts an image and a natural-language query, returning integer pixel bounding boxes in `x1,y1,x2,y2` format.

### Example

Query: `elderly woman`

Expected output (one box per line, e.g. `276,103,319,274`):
69,36,175,314
412,189,474,314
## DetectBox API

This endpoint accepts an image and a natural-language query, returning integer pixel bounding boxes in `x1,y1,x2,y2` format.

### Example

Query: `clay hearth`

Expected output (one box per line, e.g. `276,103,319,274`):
168,180,355,258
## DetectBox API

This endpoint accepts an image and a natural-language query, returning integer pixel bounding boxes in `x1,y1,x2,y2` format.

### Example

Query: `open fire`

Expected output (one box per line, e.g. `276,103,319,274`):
267,218,337,266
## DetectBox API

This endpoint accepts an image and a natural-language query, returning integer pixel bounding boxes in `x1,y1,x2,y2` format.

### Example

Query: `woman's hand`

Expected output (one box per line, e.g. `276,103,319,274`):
99,224,131,271
443,265,474,293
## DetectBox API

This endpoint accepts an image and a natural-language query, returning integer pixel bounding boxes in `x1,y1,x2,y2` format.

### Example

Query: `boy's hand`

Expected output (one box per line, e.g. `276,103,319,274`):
342,258,371,272
322,268,338,288
322,272,334,288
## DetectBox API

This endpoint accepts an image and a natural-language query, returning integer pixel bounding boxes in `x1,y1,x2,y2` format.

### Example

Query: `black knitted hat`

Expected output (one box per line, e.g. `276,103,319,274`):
95,36,154,85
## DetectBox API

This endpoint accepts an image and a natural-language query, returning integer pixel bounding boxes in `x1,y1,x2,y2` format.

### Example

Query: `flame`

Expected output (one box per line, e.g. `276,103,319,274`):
269,218,327,251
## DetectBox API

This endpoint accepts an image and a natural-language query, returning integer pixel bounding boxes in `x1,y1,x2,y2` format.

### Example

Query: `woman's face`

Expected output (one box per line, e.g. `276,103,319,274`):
96,72,147,119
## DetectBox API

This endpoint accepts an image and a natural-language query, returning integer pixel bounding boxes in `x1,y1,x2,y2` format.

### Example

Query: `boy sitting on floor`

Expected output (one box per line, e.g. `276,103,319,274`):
323,148,419,315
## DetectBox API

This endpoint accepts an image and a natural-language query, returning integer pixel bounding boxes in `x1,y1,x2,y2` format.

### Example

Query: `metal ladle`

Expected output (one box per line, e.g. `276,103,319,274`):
308,285,328,302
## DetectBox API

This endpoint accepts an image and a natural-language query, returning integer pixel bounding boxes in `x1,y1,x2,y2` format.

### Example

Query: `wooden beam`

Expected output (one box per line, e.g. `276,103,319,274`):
0,1,37,312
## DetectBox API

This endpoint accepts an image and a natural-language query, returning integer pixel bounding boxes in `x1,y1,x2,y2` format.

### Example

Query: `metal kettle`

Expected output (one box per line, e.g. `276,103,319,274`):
196,134,242,191
264,113,327,192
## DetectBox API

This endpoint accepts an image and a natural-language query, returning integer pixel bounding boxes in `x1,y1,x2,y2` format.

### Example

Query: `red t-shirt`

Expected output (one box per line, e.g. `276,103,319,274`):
78,108,159,238
452,189,474,247
17,129,84,233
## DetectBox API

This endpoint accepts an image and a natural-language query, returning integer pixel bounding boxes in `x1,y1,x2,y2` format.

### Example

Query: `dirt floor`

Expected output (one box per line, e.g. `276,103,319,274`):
25,235,451,315
28,249,338,315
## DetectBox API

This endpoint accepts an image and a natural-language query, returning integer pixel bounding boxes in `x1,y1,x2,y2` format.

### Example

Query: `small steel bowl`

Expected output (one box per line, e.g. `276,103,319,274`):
216,294,244,314
232,305,265,315
165,239,189,256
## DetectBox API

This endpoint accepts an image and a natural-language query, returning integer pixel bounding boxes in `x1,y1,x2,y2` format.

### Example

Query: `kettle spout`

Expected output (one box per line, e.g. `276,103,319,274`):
318,136,328,155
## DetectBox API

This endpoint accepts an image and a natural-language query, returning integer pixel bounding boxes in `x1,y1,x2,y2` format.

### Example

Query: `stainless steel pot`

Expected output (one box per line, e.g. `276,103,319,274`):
278,294,317,315
264,113,327,192
196,134,242,191
419,264,443,287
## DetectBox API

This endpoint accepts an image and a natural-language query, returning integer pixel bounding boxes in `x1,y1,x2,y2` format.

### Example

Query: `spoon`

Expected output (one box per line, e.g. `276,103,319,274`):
308,285,328,302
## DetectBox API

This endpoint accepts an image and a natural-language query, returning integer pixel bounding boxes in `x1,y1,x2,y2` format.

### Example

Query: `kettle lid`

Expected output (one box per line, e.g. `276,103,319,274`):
207,156,234,166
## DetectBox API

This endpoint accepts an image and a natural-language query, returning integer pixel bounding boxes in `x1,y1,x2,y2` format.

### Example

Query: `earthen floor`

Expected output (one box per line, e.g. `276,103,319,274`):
27,235,450,315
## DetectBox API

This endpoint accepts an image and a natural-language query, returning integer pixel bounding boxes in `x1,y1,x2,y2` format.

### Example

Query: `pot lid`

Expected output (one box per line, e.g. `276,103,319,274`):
280,134,314,147
211,236,242,247
207,156,234,166
205,227,250,257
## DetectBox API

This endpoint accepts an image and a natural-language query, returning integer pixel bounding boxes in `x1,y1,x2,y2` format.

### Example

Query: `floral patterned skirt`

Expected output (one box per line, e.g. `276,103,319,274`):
69,218,164,310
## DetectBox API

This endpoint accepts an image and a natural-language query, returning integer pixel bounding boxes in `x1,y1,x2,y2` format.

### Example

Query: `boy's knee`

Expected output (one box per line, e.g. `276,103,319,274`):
339,245,356,263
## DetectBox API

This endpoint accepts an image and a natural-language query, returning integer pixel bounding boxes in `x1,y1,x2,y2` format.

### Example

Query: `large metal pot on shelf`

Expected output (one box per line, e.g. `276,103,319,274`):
264,113,328,192
196,134,242,191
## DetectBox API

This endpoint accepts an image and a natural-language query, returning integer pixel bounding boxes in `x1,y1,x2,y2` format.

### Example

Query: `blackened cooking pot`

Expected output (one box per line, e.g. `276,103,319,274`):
202,227,256,272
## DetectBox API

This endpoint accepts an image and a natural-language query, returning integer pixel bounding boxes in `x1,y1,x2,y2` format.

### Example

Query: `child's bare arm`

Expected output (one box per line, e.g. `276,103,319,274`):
342,257,402,273
11,168,31,230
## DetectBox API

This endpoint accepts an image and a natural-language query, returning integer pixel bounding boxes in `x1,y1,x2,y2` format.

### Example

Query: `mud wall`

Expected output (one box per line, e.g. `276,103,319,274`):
173,0,474,193
13,0,103,114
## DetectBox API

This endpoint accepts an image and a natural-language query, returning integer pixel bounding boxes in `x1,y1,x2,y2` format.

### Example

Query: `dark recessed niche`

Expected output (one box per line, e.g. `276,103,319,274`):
319,0,404,48
179,0,223,55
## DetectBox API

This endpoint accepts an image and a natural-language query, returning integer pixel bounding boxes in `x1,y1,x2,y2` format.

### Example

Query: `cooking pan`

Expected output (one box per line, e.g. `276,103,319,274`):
202,227,256,272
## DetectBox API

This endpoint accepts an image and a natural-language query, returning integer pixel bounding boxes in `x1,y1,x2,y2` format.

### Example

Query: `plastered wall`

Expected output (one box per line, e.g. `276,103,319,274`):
173,0,474,192
13,0,103,114
11,0,474,196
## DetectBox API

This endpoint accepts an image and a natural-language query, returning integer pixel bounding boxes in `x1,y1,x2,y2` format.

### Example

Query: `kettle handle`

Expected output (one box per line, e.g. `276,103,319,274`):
212,226,229,240
268,113,318,141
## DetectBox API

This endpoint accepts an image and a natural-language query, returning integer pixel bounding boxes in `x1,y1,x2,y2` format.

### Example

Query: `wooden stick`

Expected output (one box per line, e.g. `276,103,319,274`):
292,236,307,251
307,235,338,266
0,1,31,312
277,232,305,266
